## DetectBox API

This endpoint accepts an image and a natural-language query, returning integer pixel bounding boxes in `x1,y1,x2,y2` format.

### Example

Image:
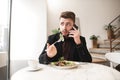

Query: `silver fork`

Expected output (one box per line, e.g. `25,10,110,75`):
53,38,62,45
45,34,64,52
45,36,63,52
53,34,64,44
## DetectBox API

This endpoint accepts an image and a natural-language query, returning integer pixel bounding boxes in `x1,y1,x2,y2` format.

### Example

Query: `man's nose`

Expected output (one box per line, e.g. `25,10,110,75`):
63,24,67,29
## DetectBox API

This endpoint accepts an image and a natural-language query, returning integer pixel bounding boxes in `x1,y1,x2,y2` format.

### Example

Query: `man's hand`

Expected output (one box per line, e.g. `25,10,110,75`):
46,43,57,58
68,27,81,45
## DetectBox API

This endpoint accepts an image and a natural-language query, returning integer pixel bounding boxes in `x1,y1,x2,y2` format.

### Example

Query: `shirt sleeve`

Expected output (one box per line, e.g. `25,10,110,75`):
75,37,92,62
38,42,62,64
38,33,61,64
38,43,49,64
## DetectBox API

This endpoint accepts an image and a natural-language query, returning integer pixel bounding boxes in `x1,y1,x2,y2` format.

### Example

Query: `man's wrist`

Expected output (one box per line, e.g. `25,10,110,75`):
75,39,81,45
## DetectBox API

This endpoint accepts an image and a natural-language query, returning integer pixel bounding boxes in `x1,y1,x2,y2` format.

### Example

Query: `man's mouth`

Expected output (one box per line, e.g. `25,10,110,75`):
61,30,69,36
63,29,68,33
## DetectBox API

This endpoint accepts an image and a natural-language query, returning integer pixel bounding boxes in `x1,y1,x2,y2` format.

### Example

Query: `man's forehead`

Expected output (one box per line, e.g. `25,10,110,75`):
60,18,73,22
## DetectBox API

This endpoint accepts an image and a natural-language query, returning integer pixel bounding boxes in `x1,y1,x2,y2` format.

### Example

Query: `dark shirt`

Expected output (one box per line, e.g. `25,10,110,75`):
39,33,92,64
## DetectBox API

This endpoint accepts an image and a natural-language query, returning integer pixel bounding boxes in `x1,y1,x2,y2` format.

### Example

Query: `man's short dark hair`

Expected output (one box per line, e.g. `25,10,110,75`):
60,11,75,23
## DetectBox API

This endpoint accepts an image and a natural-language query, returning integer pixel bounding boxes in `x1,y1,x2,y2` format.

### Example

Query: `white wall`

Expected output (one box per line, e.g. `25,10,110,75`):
47,0,120,48
11,0,47,60
0,52,7,67
0,0,9,51
10,0,47,75
0,0,9,25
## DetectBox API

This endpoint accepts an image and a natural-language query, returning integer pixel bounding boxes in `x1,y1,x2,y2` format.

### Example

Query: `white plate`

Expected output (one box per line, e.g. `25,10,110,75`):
50,61,79,69
27,67,42,71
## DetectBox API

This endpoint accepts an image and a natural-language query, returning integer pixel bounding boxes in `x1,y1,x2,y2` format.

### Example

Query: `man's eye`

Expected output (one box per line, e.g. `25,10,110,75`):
66,23,71,26
60,22,64,26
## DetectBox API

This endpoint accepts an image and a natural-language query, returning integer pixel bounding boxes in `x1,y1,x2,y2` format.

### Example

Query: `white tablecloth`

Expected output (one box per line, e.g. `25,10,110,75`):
11,63,120,80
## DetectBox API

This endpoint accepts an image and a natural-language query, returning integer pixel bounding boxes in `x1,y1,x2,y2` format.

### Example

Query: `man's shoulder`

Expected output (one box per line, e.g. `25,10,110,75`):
48,33,60,38
47,33,60,44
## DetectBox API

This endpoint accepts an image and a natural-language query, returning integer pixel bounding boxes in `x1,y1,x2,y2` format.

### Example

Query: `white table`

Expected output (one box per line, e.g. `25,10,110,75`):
11,63,120,80
105,52,120,67
105,52,120,64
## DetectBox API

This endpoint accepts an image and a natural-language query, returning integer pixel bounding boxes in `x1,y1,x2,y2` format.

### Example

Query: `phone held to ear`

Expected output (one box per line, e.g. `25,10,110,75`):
68,25,78,37
71,25,78,30
73,24,78,30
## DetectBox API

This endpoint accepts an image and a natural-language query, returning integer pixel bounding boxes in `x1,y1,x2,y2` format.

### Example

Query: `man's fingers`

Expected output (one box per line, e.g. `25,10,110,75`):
69,31,75,34
46,44,57,58
46,43,54,51
68,34,74,37
72,26,77,30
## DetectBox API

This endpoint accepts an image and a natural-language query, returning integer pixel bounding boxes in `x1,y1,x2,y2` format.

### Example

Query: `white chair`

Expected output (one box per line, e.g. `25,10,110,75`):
105,52,120,68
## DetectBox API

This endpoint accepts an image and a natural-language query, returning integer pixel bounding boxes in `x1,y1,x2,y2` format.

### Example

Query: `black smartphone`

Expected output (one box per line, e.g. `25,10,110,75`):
68,24,78,37
71,24,78,30
73,24,78,30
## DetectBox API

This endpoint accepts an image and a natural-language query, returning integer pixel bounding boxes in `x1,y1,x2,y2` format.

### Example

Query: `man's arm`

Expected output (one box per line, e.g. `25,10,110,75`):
39,33,61,64
39,44,49,64
76,36,92,62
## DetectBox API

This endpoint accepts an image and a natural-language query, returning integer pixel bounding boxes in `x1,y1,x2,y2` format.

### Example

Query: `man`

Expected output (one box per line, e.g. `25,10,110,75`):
39,11,92,64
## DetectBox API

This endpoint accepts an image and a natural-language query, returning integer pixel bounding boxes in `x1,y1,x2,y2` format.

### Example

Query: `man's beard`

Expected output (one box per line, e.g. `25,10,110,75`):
61,30,69,37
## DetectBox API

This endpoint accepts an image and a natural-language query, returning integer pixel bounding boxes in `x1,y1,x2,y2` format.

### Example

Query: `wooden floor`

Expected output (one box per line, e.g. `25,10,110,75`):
92,57,106,63
0,66,7,80
91,53,110,66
